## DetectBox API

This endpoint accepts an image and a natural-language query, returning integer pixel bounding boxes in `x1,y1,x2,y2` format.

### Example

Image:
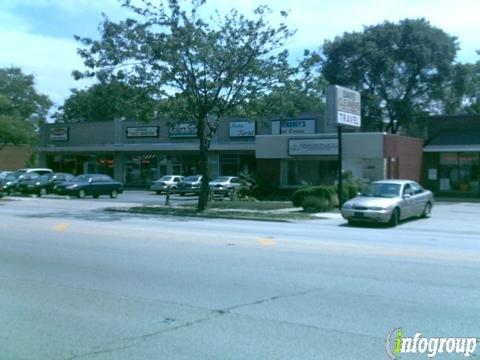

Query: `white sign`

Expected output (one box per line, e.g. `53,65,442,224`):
428,168,438,180
169,123,197,138
288,138,338,156
326,85,361,127
272,119,316,135
229,121,255,137
126,126,159,138
49,127,69,141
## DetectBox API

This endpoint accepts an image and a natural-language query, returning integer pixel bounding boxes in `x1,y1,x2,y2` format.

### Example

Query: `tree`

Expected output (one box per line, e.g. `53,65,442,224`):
74,0,294,210
318,18,458,135
54,81,158,123
0,67,52,151
247,50,327,118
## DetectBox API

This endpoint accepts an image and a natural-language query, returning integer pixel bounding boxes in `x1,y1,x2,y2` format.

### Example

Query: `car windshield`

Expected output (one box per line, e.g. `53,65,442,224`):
5,174,17,181
73,175,91,183
360,183,401,198
211,177,230,182
39,174,51,181
160,176,172,181
184,176,200,182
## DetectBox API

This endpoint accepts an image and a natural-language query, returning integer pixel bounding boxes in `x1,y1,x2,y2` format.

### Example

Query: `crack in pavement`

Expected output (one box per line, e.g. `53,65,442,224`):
65,287,322,360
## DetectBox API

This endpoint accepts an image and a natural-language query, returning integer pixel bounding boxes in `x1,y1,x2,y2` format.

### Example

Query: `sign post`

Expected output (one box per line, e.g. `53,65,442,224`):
326,85,361,206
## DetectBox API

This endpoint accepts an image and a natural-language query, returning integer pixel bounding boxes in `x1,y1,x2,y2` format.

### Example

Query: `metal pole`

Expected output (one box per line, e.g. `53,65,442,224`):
337,125,343,207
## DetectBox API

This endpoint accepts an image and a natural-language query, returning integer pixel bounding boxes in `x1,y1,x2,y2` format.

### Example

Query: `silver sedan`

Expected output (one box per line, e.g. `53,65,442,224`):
341,180,434,226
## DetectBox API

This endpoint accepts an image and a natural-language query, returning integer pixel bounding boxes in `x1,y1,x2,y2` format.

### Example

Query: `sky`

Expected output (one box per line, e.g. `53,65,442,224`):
0,0,479,109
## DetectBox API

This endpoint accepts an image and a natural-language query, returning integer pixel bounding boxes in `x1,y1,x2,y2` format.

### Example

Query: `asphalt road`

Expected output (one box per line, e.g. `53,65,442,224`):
1,193,480,359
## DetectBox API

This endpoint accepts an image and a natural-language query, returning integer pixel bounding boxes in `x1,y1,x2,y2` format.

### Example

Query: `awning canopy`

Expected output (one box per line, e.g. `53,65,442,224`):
424,131,480,152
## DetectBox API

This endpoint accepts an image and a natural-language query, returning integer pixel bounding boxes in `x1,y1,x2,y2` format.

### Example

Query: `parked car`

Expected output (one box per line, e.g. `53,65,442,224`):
150,175,184,194
24,172,75,196
0,171,12,180
176,175,203,196
56,174,123,199
208,176,244,196
16,172,42,194
17,168,53,176
341,180,434,227
0,171,26,194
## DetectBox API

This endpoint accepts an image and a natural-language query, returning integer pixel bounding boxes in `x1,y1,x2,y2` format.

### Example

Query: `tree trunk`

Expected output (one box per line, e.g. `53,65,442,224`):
197,117,209,211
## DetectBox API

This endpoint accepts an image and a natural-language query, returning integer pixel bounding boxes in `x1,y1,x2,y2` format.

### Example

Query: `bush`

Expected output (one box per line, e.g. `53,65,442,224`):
292,185,337,209
302,196,332,213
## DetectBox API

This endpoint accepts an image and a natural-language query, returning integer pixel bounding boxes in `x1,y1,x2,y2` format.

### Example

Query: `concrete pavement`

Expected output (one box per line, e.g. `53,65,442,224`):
0,195,479,359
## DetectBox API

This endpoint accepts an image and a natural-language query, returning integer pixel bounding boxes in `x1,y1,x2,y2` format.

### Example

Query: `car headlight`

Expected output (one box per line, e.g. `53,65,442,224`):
342,202,353,209
66,184,78,189
35,182,41,186
369,206,385,211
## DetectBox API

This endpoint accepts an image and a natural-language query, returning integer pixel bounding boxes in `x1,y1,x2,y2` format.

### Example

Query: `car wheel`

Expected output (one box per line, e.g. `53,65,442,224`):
389,208,400,227
93,194,99,199
156,191,162,195
422,202,432,218
39,188,47,197
180,193,185,196
78,189,86,199
348,220,358,226
110,190,118,199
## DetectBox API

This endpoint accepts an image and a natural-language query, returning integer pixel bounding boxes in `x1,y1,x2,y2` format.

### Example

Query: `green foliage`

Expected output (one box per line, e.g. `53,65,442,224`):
317,18,458,136
292,178,369,212
54,81,157,123
292,185,336,208
442,61,480,115
74,0,295,210
0,67,51,149
302,196,332,213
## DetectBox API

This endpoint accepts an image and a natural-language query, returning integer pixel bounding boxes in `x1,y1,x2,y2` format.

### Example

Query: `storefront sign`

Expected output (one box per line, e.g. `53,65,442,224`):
288,138,338,156
49,127,69,141
229,121,255,137
126,126,159,138
326,85,361,128
169,123,197,138
272,119,316,135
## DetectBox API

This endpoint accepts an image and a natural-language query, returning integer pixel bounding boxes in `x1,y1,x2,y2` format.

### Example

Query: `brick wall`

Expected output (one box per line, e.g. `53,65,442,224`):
383,135,424,182
0,145,31,170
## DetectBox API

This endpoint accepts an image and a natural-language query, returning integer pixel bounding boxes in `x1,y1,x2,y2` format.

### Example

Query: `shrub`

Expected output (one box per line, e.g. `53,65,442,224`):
292,185,336,209
302,196,332,213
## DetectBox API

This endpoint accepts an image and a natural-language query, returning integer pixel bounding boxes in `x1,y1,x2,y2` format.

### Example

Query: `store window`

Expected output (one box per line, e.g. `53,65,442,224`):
125,154,157,186
219,154,255,176
281,159,337,187
439,152,479,193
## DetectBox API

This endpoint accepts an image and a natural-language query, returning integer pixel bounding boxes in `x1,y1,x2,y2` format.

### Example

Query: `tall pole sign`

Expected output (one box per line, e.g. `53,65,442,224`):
326,85,361,206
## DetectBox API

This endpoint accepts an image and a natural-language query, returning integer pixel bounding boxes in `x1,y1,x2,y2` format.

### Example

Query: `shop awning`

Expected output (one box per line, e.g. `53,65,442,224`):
424,131,480,152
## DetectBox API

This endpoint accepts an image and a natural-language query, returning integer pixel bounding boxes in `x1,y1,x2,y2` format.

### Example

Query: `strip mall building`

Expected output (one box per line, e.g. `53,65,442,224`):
423,114,480,197
37,114,424,189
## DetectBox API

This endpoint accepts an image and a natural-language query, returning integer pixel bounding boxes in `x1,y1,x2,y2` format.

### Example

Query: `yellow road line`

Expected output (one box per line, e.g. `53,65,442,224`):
52,223,70,232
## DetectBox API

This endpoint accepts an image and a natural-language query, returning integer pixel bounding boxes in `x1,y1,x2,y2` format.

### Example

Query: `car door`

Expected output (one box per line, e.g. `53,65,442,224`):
401,184,415,219
100,175,114,195
410,181,427,216
89,175,103,195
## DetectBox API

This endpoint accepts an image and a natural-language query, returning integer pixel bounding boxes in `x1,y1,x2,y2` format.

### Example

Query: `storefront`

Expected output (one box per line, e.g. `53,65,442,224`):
423,114,480,197
37,119,256,187
256,133,423,188
36,114,423,189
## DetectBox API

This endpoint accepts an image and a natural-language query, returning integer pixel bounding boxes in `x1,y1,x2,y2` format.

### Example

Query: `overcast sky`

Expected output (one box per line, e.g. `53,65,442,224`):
0,0,479,108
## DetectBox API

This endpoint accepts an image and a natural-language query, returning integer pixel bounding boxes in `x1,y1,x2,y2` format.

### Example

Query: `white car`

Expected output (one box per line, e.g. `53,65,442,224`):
341,180,434,227
208,176,243,196
150,175,184,194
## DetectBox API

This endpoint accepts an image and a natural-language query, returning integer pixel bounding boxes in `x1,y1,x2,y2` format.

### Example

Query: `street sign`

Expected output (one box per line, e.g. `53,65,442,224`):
326,85,361,128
